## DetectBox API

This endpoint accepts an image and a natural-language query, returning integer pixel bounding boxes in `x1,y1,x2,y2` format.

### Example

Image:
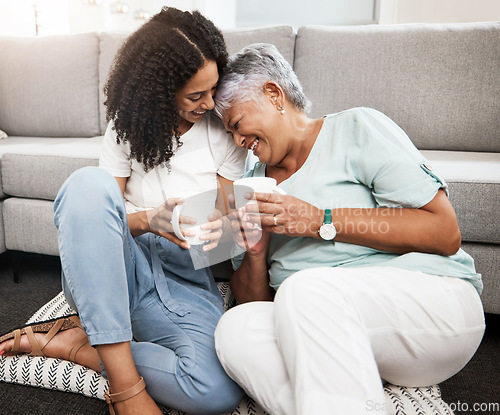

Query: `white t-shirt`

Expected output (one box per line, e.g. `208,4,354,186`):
99,112,247,214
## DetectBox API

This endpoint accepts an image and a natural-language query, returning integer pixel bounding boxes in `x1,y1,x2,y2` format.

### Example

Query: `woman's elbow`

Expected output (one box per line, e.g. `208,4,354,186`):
435,225,462,256
422,192,462,256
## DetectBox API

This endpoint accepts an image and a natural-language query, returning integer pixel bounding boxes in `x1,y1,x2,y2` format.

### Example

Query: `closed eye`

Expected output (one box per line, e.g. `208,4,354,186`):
189,94,202,102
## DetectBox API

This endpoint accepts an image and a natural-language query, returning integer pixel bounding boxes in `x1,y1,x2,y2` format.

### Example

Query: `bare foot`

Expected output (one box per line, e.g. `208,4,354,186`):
0,327,101,372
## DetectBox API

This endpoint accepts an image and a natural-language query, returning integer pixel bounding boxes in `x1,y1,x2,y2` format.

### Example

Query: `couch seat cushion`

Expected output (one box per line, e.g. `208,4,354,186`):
0,200,5,254
422,150,500,244
3,198,59,255
0,136,102,200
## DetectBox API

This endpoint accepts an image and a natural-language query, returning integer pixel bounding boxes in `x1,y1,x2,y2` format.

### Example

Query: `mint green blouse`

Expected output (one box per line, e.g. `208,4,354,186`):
233,107,482,294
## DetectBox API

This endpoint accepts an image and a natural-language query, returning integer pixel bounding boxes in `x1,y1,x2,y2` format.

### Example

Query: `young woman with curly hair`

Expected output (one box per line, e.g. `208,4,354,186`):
0,7,246,415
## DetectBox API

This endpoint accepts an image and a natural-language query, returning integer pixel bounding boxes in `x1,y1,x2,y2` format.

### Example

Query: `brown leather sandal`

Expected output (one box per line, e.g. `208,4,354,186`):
0,314,89,360
105,376,147,415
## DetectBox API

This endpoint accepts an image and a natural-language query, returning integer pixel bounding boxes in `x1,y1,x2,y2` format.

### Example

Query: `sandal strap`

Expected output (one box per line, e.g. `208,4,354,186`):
68,335,89,362
2,315,84,358
37,318,64,351
25,326,44,356
105,376,146,406
12,330,21,354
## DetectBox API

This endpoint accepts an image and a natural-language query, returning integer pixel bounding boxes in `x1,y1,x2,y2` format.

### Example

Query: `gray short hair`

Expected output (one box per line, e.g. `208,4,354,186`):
214,43,311,118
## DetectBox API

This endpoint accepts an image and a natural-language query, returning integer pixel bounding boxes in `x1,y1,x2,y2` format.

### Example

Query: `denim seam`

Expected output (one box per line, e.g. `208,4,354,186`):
155,297,197,378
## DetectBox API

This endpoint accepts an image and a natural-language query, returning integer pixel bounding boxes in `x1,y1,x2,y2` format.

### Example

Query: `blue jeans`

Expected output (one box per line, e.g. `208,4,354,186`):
53,166,244,414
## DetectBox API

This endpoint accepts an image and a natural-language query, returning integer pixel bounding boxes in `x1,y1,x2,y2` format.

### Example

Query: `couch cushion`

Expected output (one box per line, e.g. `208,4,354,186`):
421,150,500,244
0,200,5,254
448,181,500,244
3,198,59,256
0,136,102,200
0,33,100,138
294,22,500,152
462,242,500,314
224,25,295,63
98,26,296,134
0,163,3,200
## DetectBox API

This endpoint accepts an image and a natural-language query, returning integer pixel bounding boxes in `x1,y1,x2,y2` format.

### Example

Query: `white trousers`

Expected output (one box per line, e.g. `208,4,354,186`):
214,267,485,415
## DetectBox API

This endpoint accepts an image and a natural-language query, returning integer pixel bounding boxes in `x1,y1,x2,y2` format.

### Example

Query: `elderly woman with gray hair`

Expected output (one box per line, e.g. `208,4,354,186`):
213,43,485,415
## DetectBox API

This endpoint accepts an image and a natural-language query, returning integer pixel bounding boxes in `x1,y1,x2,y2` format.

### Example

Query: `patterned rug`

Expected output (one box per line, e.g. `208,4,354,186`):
0,285,454,415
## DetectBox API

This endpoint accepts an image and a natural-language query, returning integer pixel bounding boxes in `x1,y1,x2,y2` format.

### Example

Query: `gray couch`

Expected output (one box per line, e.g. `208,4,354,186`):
0,22,498,314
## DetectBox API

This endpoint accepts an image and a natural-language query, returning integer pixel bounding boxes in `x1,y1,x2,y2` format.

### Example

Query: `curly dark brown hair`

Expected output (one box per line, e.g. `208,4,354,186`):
104,7,228,171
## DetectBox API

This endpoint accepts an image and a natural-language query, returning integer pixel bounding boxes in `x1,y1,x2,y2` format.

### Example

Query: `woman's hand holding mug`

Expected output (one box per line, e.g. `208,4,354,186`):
146,197,191,248
230,177,286,255
171,204,224,251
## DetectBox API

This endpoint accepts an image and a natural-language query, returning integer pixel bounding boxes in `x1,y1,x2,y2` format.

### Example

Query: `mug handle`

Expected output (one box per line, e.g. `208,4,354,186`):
171,204,186,241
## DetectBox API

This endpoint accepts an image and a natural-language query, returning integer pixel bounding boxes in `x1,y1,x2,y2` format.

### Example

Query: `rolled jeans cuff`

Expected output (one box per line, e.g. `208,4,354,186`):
86,329,133,347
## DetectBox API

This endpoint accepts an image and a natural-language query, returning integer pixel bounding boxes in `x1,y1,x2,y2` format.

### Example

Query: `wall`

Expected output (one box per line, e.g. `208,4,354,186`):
69,0,237,34
0,0,236,37
0,0,374,37
236,0,376,27
379,0,500,24
0,0,71,36
2,0,499,37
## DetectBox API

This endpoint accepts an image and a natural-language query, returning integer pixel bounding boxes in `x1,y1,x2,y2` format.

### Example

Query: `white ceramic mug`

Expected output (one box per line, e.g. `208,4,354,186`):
171,192,217,245
233,177,286,210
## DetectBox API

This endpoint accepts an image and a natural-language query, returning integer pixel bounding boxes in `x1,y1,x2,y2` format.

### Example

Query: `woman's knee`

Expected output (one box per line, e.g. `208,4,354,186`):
276,267,369,306
54,166,124,221
215,306,246,347
275,267,340,310
274,268,365,340
276,268,313,296
58,166,118,201
215,302,271,370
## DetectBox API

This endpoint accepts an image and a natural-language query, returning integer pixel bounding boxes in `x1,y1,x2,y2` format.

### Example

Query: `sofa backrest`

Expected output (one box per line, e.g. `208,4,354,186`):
0,33,101,138
97,25,296,134
224,25,296,62
2,22,497,152
294,22,500,152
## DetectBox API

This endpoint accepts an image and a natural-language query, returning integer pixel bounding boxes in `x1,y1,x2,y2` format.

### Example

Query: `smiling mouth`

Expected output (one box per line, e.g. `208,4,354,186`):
192,111,206,116
249,138,259,151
